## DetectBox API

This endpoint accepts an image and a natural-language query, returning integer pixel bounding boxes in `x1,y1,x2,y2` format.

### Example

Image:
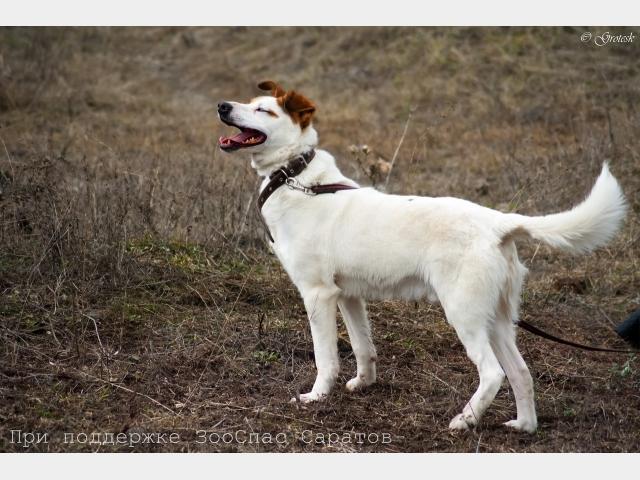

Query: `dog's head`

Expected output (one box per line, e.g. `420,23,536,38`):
217,81,317,161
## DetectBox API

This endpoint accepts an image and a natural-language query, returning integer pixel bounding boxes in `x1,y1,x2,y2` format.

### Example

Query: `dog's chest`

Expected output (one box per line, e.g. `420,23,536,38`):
263,201,319,270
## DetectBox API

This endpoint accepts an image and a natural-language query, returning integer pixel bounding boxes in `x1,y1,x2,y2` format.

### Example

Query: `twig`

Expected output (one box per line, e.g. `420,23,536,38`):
419,369,461,396
176,348,217,415
528,242,542,266
185,284,215,317
233,183,258,249
205,401,325,429
228,265,254,317
383,112,412,191
81,312,107,357
74,368,179,416
475,432,483,453
0,134,15,178
209,227,252,263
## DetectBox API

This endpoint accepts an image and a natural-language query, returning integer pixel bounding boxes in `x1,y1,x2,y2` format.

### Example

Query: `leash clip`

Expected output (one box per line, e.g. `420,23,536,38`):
285,177,315,195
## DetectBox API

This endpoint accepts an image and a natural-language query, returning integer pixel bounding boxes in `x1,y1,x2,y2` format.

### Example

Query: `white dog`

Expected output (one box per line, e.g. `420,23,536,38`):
217,81,627,433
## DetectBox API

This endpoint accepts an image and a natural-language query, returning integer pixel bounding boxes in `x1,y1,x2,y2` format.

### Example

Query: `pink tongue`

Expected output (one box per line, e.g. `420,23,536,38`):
229,130,255,143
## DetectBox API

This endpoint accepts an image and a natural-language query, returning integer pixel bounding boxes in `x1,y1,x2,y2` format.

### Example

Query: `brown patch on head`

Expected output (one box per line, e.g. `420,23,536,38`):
279,91,316,128
258,80,286,98
257,80,316,129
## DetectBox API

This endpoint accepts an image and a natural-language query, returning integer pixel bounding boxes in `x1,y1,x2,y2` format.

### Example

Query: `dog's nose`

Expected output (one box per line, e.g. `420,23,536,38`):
218,102,232,115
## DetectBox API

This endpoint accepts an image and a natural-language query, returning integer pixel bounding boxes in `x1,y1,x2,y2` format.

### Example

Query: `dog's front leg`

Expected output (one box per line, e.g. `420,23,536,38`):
293,286,340,403
338,296,376,391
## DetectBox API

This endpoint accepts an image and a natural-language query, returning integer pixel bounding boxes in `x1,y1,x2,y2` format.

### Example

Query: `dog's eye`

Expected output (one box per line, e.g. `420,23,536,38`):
255,107,277,118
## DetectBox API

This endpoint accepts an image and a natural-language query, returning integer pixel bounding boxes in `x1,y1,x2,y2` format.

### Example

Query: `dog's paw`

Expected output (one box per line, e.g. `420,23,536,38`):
448,413,477,431
503,419,537,433
345,375,374,392
289,391,326,404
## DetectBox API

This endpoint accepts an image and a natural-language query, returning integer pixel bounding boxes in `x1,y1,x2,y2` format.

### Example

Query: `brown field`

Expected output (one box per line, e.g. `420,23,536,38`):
1,27,639,452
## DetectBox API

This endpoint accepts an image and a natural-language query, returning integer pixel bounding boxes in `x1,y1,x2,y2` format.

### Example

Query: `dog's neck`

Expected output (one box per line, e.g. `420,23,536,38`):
250,127,318,177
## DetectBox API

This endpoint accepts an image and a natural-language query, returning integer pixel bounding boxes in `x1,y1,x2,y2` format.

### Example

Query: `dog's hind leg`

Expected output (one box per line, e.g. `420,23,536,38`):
338,296,377,391
437,265,505,430
293,285,341,403
489,246,537,432
490,318,537,432
446,315,505,431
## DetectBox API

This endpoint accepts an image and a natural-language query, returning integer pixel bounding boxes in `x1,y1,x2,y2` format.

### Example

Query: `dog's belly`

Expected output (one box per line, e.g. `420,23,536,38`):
335,273,439,303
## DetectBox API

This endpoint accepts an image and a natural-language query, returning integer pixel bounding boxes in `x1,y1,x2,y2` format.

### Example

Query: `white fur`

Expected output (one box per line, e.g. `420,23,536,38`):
500,163,627,253
219,94,628,433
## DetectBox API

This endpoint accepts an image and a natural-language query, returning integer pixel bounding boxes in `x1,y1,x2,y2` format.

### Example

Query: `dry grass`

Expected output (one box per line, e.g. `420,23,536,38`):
1,27,639,452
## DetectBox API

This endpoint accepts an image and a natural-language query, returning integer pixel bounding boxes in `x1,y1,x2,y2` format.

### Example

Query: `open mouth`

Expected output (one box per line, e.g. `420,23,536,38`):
218,121,267,151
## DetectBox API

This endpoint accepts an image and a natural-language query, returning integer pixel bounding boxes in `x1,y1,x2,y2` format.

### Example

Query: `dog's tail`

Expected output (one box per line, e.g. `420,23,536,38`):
499,163,627,254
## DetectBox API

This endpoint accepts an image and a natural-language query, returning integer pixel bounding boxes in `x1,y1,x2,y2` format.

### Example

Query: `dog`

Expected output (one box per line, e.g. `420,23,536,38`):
217,80,627,433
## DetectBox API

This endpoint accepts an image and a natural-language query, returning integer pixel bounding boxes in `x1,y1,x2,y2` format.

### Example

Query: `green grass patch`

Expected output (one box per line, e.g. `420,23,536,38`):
127,234,211,273
253,350,280,364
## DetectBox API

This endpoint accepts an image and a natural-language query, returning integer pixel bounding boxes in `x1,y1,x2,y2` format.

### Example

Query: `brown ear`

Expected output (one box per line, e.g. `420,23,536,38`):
258,80,286,97
281,90,316,128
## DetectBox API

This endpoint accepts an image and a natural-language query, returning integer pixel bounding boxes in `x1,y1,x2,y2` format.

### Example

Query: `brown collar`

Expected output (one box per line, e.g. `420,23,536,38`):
256,149,358,242
257,150,317,211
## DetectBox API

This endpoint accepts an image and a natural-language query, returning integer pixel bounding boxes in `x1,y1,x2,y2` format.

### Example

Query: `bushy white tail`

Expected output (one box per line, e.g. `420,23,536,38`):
501,163,627,254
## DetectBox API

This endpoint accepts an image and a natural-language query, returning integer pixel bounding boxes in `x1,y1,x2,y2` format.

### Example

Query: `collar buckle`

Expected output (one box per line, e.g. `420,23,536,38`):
285,177,315,195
